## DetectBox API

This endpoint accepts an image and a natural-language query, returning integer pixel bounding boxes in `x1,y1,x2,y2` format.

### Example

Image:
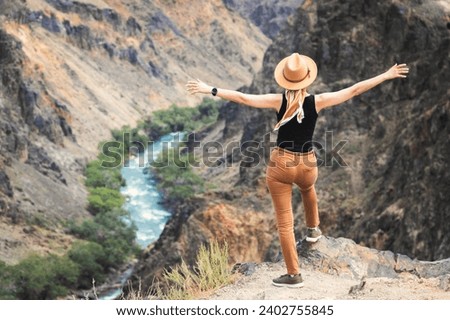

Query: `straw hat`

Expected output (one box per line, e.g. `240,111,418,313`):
274,53,318,90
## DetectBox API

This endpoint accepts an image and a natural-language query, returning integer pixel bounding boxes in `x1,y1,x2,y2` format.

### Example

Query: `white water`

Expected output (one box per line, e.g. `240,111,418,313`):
120,133,183,247
100,133,183,299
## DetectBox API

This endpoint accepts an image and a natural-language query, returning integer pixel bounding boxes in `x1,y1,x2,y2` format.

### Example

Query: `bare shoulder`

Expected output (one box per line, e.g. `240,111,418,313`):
261,93,283,105
243,93,283,110
265,93,283,110
314,87,355,113
314,93,324,112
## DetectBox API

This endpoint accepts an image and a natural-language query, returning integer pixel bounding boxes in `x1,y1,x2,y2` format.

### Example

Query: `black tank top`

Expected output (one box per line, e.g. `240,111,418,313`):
276,94,318,152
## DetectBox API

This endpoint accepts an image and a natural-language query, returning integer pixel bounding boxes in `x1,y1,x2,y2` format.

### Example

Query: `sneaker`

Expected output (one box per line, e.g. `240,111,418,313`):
306,227,322,243
272,274,304,288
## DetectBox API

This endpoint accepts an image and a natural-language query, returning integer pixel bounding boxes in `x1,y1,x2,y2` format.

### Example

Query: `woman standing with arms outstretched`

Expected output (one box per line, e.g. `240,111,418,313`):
186,53,409,288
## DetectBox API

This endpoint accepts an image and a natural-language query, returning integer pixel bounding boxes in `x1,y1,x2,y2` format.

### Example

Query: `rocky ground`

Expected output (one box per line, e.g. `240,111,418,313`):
210,262,450,300
210,236,450,300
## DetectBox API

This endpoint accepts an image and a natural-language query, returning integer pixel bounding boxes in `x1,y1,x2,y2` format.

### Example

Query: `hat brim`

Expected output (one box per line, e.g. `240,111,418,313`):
274,55,318,90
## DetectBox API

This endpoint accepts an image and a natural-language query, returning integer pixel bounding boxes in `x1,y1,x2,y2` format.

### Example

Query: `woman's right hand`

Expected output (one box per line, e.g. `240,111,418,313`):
186,79,213,95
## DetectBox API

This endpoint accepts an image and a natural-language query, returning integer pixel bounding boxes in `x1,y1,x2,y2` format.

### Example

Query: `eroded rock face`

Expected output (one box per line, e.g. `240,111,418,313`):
223,0,300,39
0,29,83,223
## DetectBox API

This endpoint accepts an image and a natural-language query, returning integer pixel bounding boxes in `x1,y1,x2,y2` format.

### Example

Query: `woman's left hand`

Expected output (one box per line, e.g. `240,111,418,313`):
384,63,409,80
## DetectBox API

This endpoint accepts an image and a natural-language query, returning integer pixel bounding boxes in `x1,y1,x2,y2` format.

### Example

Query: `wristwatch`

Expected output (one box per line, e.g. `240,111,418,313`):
211,87,218,96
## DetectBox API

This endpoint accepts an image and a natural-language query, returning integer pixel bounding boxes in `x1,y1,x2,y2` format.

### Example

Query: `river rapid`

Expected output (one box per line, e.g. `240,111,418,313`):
100,133,182,299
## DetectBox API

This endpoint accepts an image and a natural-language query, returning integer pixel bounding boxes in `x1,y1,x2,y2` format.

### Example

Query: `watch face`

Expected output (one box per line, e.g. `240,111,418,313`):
212,88,217,96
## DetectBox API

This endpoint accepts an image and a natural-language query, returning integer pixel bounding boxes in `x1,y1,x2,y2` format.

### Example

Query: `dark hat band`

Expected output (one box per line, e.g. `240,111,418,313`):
283,68,310,83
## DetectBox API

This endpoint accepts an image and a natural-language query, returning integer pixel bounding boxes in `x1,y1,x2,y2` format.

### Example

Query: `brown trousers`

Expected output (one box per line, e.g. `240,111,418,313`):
266,147,320,275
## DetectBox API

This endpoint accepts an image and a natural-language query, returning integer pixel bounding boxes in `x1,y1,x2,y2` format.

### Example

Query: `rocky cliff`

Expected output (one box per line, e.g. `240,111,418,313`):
223,0,300,39
132,0,449,293
0,0,270,264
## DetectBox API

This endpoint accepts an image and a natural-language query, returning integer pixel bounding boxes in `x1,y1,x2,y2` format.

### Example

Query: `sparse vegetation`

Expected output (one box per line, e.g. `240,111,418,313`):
124,240,232,300
159,241,232,300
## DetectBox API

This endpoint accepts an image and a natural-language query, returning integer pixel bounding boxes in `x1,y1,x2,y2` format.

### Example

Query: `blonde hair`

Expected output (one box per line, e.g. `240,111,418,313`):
286,88,307,111
274,88,307,130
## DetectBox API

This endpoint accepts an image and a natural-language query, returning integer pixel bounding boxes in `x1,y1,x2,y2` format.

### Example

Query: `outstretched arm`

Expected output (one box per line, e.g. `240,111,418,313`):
186,79,282,110
315,64,409,112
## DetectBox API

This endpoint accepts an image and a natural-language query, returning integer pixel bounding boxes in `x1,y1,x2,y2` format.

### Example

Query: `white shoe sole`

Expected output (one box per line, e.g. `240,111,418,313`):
306,235,322,243
272,281,305,288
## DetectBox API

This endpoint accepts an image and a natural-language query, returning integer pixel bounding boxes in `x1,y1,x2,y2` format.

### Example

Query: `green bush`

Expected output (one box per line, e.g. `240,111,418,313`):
110,124,150,163
100,236,134,268
70,208,137,271
93,209,136,243
98,123,151,168
163,171,204,200
69,218,100,240
85,160,125,189
68,241,106,289
151,146,204,203
13,254,79,300
197,98,219,119
111,124,149,149
87,187,125,214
